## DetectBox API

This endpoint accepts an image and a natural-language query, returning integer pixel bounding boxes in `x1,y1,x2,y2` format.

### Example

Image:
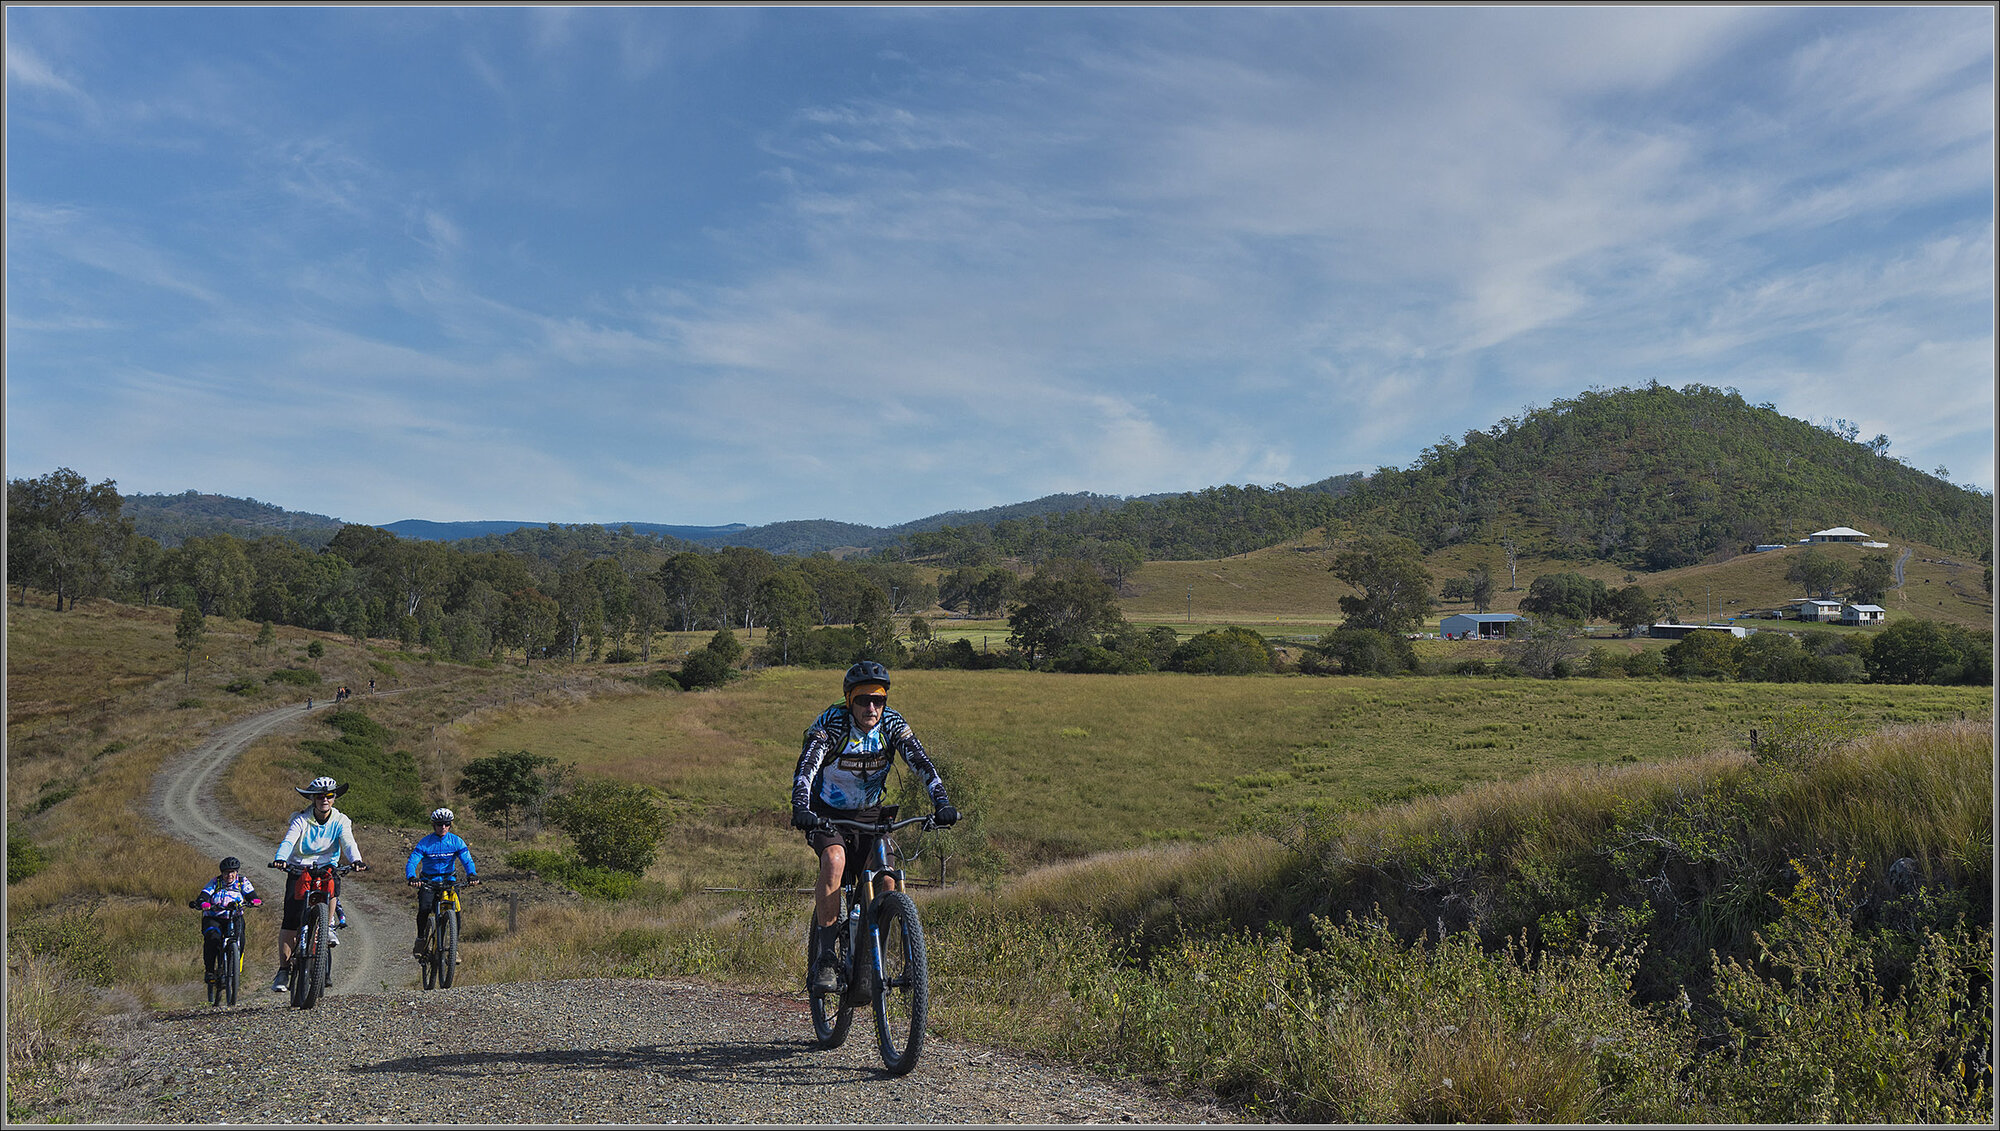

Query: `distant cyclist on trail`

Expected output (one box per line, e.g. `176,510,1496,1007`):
406,806,479,961
791,661,957,992
189,857,261,987
268,776,368,993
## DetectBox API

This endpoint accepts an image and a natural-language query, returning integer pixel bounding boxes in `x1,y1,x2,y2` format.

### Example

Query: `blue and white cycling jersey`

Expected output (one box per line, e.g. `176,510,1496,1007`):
198,875,258,916
792,703,950,814
407,832,478,882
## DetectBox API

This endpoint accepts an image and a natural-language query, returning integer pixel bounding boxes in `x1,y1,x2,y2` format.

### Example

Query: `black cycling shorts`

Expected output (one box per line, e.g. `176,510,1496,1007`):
805,802,898,887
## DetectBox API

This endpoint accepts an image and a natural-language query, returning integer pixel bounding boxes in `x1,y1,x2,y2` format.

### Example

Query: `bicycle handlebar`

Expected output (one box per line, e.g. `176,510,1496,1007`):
270,861,363,875
817,813,941,836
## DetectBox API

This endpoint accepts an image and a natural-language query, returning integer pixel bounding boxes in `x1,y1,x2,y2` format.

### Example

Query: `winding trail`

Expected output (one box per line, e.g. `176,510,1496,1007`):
150,699,409,1001
120,697,1241,1124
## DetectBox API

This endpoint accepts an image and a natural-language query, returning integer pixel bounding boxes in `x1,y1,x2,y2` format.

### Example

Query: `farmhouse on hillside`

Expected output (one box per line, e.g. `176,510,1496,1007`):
1842,603,1886,626
1803,526,1891,548
1440,612,1527,640
1787,598,1846,622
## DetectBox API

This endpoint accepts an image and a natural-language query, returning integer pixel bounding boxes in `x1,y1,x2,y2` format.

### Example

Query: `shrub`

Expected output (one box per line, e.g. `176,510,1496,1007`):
675,646,735,690
1315,627,1416,675
6,833,48,883
288,709,425,824
1168,626,1275,675
1698,857,1993,1123
503,849,637,900
224,677,258,695
548,779,667,875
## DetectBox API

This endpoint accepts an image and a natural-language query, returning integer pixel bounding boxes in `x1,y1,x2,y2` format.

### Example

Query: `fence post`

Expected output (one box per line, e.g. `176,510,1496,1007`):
508,893,519,934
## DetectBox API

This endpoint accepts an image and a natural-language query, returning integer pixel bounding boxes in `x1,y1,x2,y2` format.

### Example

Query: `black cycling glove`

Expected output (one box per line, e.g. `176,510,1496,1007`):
933,804,960,827
792,807,817,831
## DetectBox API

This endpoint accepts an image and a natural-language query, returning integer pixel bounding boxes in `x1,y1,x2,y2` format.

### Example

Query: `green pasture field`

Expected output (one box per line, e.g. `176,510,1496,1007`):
462,668,1992,884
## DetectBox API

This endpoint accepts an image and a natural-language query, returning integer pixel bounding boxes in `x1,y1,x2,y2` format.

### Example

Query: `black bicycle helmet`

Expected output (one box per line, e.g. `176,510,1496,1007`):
219,856,241,873
843,660,892,697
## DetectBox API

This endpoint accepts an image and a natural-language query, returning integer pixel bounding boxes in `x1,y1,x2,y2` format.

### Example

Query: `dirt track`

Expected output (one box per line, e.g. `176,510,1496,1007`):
97,700,1243,1125
149,698,409,1000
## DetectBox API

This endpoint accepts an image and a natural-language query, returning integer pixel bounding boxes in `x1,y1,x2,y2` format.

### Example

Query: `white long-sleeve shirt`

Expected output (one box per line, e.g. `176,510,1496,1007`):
272,807,362,866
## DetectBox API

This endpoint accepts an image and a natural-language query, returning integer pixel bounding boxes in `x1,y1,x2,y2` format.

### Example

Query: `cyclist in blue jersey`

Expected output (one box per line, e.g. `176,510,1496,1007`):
406,806,479,960
268,776,368,992
189,857,262,985
791,661,958,991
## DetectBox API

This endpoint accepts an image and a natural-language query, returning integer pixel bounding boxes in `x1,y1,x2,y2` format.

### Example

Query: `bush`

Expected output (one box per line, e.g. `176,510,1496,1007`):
224,677,258,695
265,667,321,687
503,849,637,900
7,833,48,883
548,779,667,875
1168,626,1276,675
1314,627,1416,675
675,646,736,690
289,709,425,824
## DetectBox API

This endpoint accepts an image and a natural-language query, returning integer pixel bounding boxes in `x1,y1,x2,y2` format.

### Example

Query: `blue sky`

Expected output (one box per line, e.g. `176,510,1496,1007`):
6,6,1993,530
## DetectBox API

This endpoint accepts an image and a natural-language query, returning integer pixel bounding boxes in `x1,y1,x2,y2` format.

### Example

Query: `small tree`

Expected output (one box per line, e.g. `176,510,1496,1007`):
175,602,206,685
458,750,561,839
548,779,666,875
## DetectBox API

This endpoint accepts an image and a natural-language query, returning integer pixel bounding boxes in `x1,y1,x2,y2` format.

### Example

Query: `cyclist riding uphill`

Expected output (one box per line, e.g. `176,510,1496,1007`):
407,807,479,960
188,857,261,985
791,661,958,992
268,776,368,993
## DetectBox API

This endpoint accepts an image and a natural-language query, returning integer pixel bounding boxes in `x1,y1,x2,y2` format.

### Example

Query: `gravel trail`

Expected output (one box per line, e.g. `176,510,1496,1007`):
93,701,1243,1125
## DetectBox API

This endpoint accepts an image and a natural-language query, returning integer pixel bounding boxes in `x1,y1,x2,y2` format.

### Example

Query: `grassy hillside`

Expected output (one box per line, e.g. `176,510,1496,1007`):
1117,529,1992,635
8,593,1992,1123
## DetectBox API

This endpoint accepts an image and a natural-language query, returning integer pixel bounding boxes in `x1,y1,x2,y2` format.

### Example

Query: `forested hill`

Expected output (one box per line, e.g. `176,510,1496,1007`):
891,385,1989,570
124,491,344,550
1329,383,1991,568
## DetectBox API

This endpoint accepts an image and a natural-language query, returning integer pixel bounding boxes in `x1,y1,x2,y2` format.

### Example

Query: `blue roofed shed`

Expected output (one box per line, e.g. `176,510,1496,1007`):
1440,612,1527,640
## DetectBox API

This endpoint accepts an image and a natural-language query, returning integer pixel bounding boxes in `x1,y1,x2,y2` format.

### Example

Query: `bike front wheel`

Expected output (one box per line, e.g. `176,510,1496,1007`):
223,937,240,1006
439,909,459,989
871,891,930,1075
807,916,854,1049
298,905,328,1009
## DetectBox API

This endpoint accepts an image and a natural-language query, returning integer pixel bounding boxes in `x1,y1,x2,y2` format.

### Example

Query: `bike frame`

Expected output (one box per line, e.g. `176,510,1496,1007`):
280,862,353,1007
822,814,930,1000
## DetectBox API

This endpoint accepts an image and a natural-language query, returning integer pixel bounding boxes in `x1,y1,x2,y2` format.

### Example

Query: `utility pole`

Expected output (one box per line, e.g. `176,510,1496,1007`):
1186,585,1193,624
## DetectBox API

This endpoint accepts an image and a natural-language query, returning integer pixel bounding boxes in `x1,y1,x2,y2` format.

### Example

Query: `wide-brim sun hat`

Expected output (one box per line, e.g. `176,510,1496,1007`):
296,775,349,798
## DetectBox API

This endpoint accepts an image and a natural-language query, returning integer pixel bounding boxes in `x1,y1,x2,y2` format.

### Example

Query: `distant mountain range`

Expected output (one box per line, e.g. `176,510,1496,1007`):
118,488,1180,555
113,385,1993,567
378,518,751,543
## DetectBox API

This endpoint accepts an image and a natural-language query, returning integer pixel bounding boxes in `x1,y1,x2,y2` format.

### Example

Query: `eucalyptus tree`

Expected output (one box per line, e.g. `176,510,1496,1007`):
7,467,131,610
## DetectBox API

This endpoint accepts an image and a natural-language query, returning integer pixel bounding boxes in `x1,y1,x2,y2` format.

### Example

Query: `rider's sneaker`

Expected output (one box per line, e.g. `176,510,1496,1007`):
204,971,216,985
811,956,842,993
271,971,289,993
329,933,340,947
413,942,427,959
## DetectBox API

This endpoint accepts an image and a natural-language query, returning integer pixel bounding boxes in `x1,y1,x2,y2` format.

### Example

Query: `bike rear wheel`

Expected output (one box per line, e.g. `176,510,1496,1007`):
422,915,440,991
439,909,459,988
807,912,855,1049
872,891,929,1075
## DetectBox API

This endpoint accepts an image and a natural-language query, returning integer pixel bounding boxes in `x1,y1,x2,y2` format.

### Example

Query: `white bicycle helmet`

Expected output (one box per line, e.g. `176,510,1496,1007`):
295,775,348,798
430,807,455,824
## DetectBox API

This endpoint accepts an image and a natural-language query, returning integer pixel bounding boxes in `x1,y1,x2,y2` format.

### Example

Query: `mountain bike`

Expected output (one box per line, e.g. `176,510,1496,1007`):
415,878,464,990
274,861,357,1009
189,897,260,1007
807,811,940,1075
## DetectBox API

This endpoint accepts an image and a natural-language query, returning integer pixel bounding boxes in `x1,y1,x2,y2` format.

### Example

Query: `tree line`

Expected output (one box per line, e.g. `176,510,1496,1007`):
8,468,935,667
